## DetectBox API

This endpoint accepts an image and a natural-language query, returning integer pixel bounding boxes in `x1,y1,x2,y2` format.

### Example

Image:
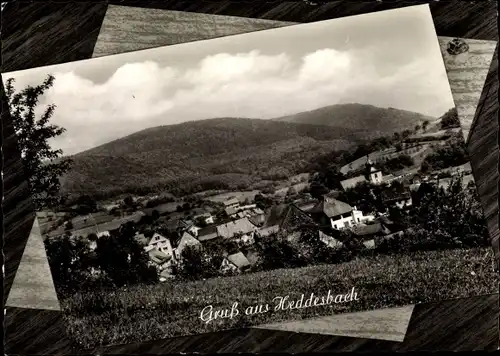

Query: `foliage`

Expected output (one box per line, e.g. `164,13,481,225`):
309,181,329,200
440,107,460,129
175,244,225,281
421,137,469,172
383,154,414,172
45,222,158,297
408,175,489,248
337,181,384,215
5,75,73,209
310,165,345,190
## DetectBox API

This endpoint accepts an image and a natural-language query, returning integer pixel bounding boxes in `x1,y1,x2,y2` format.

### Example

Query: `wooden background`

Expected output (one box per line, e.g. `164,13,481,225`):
2,1,498,354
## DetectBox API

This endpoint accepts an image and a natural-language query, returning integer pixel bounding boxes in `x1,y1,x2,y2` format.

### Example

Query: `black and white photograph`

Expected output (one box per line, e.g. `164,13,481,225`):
3,4,497,350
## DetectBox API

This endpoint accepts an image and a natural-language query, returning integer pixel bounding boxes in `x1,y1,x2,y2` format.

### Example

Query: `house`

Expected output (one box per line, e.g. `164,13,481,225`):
216,217,258,245
351,223,392,250
257,225,280,237
295,199,320,213
175,231,202,259
179,219,200,237
159,268,175,282
318,230,343,249
223,198,240,210
381,187,413,209
148,248,174,271
146,233,175,257
197,226,219,242
308,195,372,230
220,251,251,273
340,175,367,190
134,233,149,245
248,211,266,226
193,212,214,225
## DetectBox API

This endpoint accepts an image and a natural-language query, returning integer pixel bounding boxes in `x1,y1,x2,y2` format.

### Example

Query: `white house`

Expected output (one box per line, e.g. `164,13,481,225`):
308,195,374,230
146,233,175,258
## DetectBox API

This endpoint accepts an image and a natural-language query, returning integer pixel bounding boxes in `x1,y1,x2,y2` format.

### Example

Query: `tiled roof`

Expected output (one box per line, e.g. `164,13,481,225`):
223,198,240,206
309,197,353,218
225,206,239,216
197,226,218,241
258,225,280,237
217,217,256,239
148,249,171,264
340,175,367,190
352,223,391,237
227,252,251,269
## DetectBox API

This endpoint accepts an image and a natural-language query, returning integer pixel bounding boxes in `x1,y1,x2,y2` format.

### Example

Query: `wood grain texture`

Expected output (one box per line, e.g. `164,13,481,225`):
438,37,497,142
93,5,292,58
467,47,500,266
6,219,60,311
2,1,498,354
108,0,497,40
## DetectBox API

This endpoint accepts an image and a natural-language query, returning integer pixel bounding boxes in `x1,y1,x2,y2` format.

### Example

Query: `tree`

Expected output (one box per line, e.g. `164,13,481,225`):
402,129,412,139
409,176,488,249
5,75,73,210
313,165,344,190
440,108,460,129
414,124,421,133
422,120,430,132
176,244,224,281
309,181,329,200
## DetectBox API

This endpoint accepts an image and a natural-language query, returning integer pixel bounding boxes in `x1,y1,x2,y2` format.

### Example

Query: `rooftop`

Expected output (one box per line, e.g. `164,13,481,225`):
223,198,240,207
227,251,251,269
217,217,257,239
340,175,367,190
309,197,353,218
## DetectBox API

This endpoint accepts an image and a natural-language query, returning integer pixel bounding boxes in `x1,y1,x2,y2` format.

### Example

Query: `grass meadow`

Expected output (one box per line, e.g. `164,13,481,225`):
62,247,497,350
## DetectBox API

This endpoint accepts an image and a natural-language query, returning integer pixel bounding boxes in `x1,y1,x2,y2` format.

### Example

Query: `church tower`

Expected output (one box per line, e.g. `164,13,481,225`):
365,156,383,185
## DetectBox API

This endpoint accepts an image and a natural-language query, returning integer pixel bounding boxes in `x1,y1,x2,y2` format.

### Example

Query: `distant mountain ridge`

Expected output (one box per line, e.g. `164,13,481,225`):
61,104,433,200
273,103,436,131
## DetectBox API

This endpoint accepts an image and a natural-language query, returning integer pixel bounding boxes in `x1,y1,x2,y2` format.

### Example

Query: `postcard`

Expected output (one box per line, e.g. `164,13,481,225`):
3,4,497,350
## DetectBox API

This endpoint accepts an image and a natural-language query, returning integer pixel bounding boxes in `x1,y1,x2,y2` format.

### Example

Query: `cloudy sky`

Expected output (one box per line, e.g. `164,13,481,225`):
4,5,455,156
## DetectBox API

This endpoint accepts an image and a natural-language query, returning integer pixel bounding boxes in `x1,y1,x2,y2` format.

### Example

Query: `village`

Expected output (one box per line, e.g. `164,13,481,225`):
37,123,474,283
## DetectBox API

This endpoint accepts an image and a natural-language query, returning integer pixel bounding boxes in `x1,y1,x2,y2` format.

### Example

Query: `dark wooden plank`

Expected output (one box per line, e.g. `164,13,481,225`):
2,1,498,354
1,0,109,306
1,2,108,72
4,307,81,356
467,47,500,267
109,0,497,41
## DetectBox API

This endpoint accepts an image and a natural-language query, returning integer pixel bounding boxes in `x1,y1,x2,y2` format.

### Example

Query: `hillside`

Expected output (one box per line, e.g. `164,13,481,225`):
273,103,437,133
61,118,375,199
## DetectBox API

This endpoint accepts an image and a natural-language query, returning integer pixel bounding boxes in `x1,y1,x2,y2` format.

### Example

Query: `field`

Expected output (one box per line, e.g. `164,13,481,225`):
61,247,497,350
203,190,261,204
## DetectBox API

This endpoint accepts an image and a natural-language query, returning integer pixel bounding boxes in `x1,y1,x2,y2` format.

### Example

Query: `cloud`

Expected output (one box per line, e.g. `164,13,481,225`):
16,48,453,155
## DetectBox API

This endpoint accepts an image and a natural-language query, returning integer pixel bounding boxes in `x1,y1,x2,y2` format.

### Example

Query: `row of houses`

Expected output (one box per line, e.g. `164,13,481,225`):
135,186,418,281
